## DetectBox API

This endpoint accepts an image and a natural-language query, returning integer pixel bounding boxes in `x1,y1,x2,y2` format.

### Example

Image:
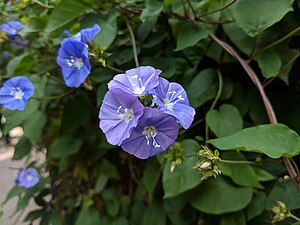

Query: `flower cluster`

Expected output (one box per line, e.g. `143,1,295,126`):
57,24,101,88
0,20,29,49
15,168,39,189
194,146,221,180
99,66,195,159
0,76,34,110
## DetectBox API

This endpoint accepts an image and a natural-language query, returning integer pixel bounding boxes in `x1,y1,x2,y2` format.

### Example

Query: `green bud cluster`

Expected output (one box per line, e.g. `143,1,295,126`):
165,142,185,172
271,201,291,223
194,146,221,180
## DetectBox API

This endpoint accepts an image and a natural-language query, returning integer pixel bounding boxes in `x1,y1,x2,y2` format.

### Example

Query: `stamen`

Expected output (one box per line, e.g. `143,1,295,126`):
11,87,24,100
117,106,134,123
66,56,84,69
129,74,145,95
143,126,161,148
164,93,185,110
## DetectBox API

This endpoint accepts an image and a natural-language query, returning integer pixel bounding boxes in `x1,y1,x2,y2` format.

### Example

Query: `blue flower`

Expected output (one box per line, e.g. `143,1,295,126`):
15,168,39,189
72,24,101,45
0,20,29,49
108,66,161,96
0,21,23,36
121,107,179,159
57,39,91,87
0,76,34,111
99,89,144,145
155,78,195,129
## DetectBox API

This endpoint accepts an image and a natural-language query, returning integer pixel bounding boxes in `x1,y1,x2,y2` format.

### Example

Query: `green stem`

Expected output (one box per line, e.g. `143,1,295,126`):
199,0,236,18
126,20,139,67
289,214,300,222
33,89,75,100
219,159,257,165
179,118,204,135
209,70,223,111
32,0,55,8
205,70,223,140
252,26,300,58
105,64,124,73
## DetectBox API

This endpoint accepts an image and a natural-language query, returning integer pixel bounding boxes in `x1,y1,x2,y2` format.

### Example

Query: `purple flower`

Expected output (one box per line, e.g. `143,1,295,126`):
121,107,179,159
99,89,144,145
0,76,34,111
155,78,195,129
0,21,23,36
72,24,101,45
57,39,91,87
108,66,161,96
15,168,39,189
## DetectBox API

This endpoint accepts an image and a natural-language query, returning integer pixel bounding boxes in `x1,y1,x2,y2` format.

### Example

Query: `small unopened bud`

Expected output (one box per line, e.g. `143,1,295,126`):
200,161,211,170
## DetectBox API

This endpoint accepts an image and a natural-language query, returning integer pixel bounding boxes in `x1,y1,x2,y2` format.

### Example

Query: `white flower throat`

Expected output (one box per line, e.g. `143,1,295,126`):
11,87,24,100
117,106,134,123
66,56,84,69
129,74,145,95
143,126,161,148
164,90,185,110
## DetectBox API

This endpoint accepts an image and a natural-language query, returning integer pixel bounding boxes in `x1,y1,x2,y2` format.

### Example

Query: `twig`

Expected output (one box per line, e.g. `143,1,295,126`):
126,20,139,67
209,33,300,190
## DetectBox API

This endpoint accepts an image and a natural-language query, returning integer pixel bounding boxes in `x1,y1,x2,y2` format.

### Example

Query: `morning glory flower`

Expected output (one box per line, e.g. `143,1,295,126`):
108,66,161,97
15,168,39,189
72,24,101,45
155,77,195,129
0,21,23,36
57,39,91,87
0,20,29,49
0,76,34,111
121,107,179,159
99,88,144,145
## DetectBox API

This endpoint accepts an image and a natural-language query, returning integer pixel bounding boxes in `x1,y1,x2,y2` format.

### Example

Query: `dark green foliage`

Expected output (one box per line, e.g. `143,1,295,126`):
1,0,300,224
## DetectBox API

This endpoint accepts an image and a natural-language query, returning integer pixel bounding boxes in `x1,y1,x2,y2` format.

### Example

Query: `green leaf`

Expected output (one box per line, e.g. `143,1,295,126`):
3,99,40,134
75,209,101,225
94,174,109,193
2,185,24,205
142,158,161,195
234,0,294,36
163,139,201,198
13,136,32,160
82,11,119,48
206,104,243,138
141,0,163,22
189,176,253,214
23,110,47,144
266,179,300,210
256,49,282,78
208,124,300,158
253,168,276,182
221,211,246,225
6,54,34,76
46,0,89,33
30,75,48,98
49,135,82,158
102,189,120,217
246,192,266,221
175,24,209,51
187,69,218,108
219,151,263,188
20,16,49,35
61,95,90,134
142,202,166,225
